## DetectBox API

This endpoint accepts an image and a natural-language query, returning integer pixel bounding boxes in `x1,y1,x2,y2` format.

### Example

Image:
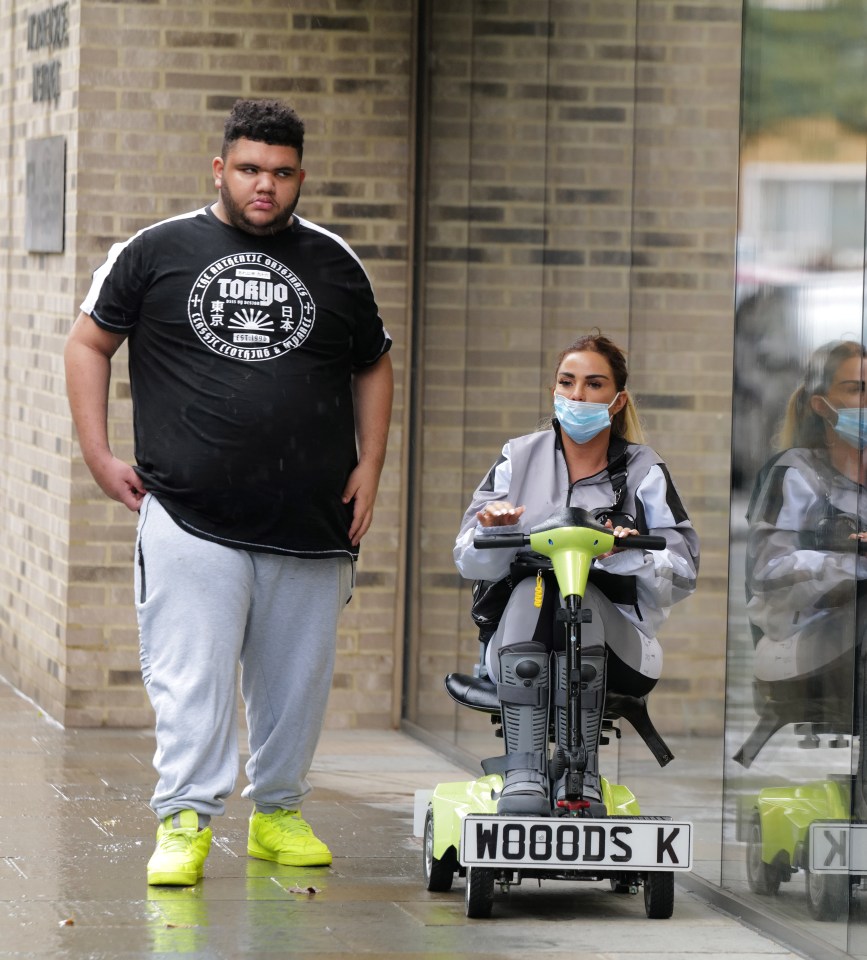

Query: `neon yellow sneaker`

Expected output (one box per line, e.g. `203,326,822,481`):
247,809,332,866
147,810,212,886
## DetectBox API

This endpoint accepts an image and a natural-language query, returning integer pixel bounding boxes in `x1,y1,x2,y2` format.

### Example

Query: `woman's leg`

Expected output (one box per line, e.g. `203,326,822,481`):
486,580,552,815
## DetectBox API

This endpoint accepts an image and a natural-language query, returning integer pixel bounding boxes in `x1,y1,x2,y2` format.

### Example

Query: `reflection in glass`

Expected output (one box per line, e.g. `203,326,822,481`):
725,0,866,950
736,342,867,924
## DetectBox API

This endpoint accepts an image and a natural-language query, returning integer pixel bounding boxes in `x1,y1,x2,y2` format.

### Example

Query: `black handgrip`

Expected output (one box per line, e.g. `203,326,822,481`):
618,534,667,551
473,533,530,549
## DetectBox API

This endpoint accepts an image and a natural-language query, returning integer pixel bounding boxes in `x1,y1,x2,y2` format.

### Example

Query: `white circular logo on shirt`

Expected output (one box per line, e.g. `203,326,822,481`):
188,253,315,361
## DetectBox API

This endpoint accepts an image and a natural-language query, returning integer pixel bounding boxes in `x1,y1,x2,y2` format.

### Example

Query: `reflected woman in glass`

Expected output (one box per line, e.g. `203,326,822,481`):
742,339,867,917
746,339,867,705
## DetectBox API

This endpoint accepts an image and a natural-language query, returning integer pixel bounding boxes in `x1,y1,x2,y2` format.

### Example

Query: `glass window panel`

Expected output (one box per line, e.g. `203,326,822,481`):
406,0,640,764
724,0,866,952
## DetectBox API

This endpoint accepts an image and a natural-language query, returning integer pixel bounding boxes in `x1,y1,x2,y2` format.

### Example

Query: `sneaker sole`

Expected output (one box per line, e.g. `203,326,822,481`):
147,867,203,886
247,840,331,867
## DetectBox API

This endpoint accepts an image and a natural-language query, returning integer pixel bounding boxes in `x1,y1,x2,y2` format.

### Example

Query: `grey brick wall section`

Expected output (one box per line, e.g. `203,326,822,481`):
410,0,740,739
0,0,739,736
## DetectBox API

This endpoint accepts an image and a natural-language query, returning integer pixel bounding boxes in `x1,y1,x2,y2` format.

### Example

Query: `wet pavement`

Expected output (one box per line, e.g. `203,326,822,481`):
0,676,820,960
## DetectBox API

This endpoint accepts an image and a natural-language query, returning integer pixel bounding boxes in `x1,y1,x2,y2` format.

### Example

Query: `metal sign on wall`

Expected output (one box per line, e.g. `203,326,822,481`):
26,136,66,254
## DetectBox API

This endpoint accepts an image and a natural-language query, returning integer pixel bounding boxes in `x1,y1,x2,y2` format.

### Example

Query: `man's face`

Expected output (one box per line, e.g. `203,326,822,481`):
212,138,305,236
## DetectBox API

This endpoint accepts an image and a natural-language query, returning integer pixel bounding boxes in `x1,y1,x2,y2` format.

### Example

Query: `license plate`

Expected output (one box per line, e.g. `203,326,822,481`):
460,815,692,870
808,822,867,874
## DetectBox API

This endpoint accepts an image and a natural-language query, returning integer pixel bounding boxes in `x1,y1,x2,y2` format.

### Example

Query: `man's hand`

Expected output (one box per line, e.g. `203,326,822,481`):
342,460,382,546
88,454,147,512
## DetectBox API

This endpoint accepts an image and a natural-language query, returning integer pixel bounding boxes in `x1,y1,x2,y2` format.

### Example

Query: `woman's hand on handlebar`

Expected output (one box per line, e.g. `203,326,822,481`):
476,501,526,528
598,519,640,559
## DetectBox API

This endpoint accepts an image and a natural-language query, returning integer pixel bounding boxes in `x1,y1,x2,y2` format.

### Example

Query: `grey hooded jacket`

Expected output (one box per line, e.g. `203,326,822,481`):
746,446,867,681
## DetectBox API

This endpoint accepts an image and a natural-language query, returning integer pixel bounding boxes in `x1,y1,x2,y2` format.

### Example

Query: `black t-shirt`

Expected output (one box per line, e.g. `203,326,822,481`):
81,206,391,558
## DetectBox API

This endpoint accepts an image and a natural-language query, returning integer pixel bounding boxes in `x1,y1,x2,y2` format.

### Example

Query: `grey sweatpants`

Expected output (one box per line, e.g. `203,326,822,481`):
135,495,353,821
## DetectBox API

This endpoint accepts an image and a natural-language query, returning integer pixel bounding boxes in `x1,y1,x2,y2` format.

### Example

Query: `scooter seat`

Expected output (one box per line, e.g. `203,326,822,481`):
444,672,499,713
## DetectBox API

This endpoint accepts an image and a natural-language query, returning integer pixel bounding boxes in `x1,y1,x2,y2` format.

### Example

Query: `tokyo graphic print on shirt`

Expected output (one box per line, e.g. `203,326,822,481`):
189,250,316,361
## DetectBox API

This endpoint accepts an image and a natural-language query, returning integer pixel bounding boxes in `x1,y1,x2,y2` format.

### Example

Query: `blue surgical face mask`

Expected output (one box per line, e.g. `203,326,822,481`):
823,398,867,449
554,392,620,445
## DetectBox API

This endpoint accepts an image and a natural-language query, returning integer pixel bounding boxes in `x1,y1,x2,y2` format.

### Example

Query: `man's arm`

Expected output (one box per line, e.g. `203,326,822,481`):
64,311,146,511
343,352,394,545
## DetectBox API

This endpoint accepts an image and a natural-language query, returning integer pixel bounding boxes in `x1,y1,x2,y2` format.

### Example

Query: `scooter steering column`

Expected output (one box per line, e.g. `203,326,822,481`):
555,595,606,813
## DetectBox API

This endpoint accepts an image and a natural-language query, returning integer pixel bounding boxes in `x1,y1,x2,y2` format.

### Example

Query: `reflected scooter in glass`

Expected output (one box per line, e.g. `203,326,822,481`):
422,506,693,919
739,750,856,923
736,669,864,921
736,528,867,923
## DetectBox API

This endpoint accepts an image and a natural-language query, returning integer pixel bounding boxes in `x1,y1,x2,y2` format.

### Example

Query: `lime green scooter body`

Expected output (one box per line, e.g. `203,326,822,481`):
754,779,850,867
527,525,614,601
429,773,641,861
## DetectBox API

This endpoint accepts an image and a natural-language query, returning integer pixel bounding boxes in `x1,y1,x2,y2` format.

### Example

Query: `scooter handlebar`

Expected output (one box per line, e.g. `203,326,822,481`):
472,532,667,551
618,534,667,551
473,533,530,549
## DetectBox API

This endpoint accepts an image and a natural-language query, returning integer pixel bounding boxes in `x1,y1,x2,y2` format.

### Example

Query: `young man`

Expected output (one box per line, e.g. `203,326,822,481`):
65,99,393,885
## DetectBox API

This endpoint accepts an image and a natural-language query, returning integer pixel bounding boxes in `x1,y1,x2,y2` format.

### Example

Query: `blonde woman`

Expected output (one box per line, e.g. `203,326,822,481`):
454,333,699,816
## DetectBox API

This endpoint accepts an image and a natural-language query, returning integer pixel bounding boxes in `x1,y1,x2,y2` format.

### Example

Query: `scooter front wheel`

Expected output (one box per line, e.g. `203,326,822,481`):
745,812,781,896
423,806,456,892
643,871,674,919
465,866,495,918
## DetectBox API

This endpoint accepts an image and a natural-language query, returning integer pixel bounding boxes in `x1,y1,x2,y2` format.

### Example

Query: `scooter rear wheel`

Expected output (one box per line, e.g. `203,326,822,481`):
804,867,848,922
423,806,456,892
643,871,674,919
465,866,495,918
804,834,849,922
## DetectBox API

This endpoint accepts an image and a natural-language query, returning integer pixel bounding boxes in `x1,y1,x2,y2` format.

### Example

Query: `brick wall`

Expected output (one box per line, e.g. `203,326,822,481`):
407,0,741,741
0,0,414,727
0,0,81,723
0,0,741,736
628,1,741,734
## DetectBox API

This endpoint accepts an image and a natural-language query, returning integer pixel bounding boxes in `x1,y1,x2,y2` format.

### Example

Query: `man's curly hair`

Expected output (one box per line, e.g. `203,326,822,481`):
222,99,305,159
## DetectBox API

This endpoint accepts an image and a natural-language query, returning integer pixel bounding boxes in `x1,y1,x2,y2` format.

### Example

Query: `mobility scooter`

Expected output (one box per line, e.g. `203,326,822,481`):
736,661,867,921
422,507,693,918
